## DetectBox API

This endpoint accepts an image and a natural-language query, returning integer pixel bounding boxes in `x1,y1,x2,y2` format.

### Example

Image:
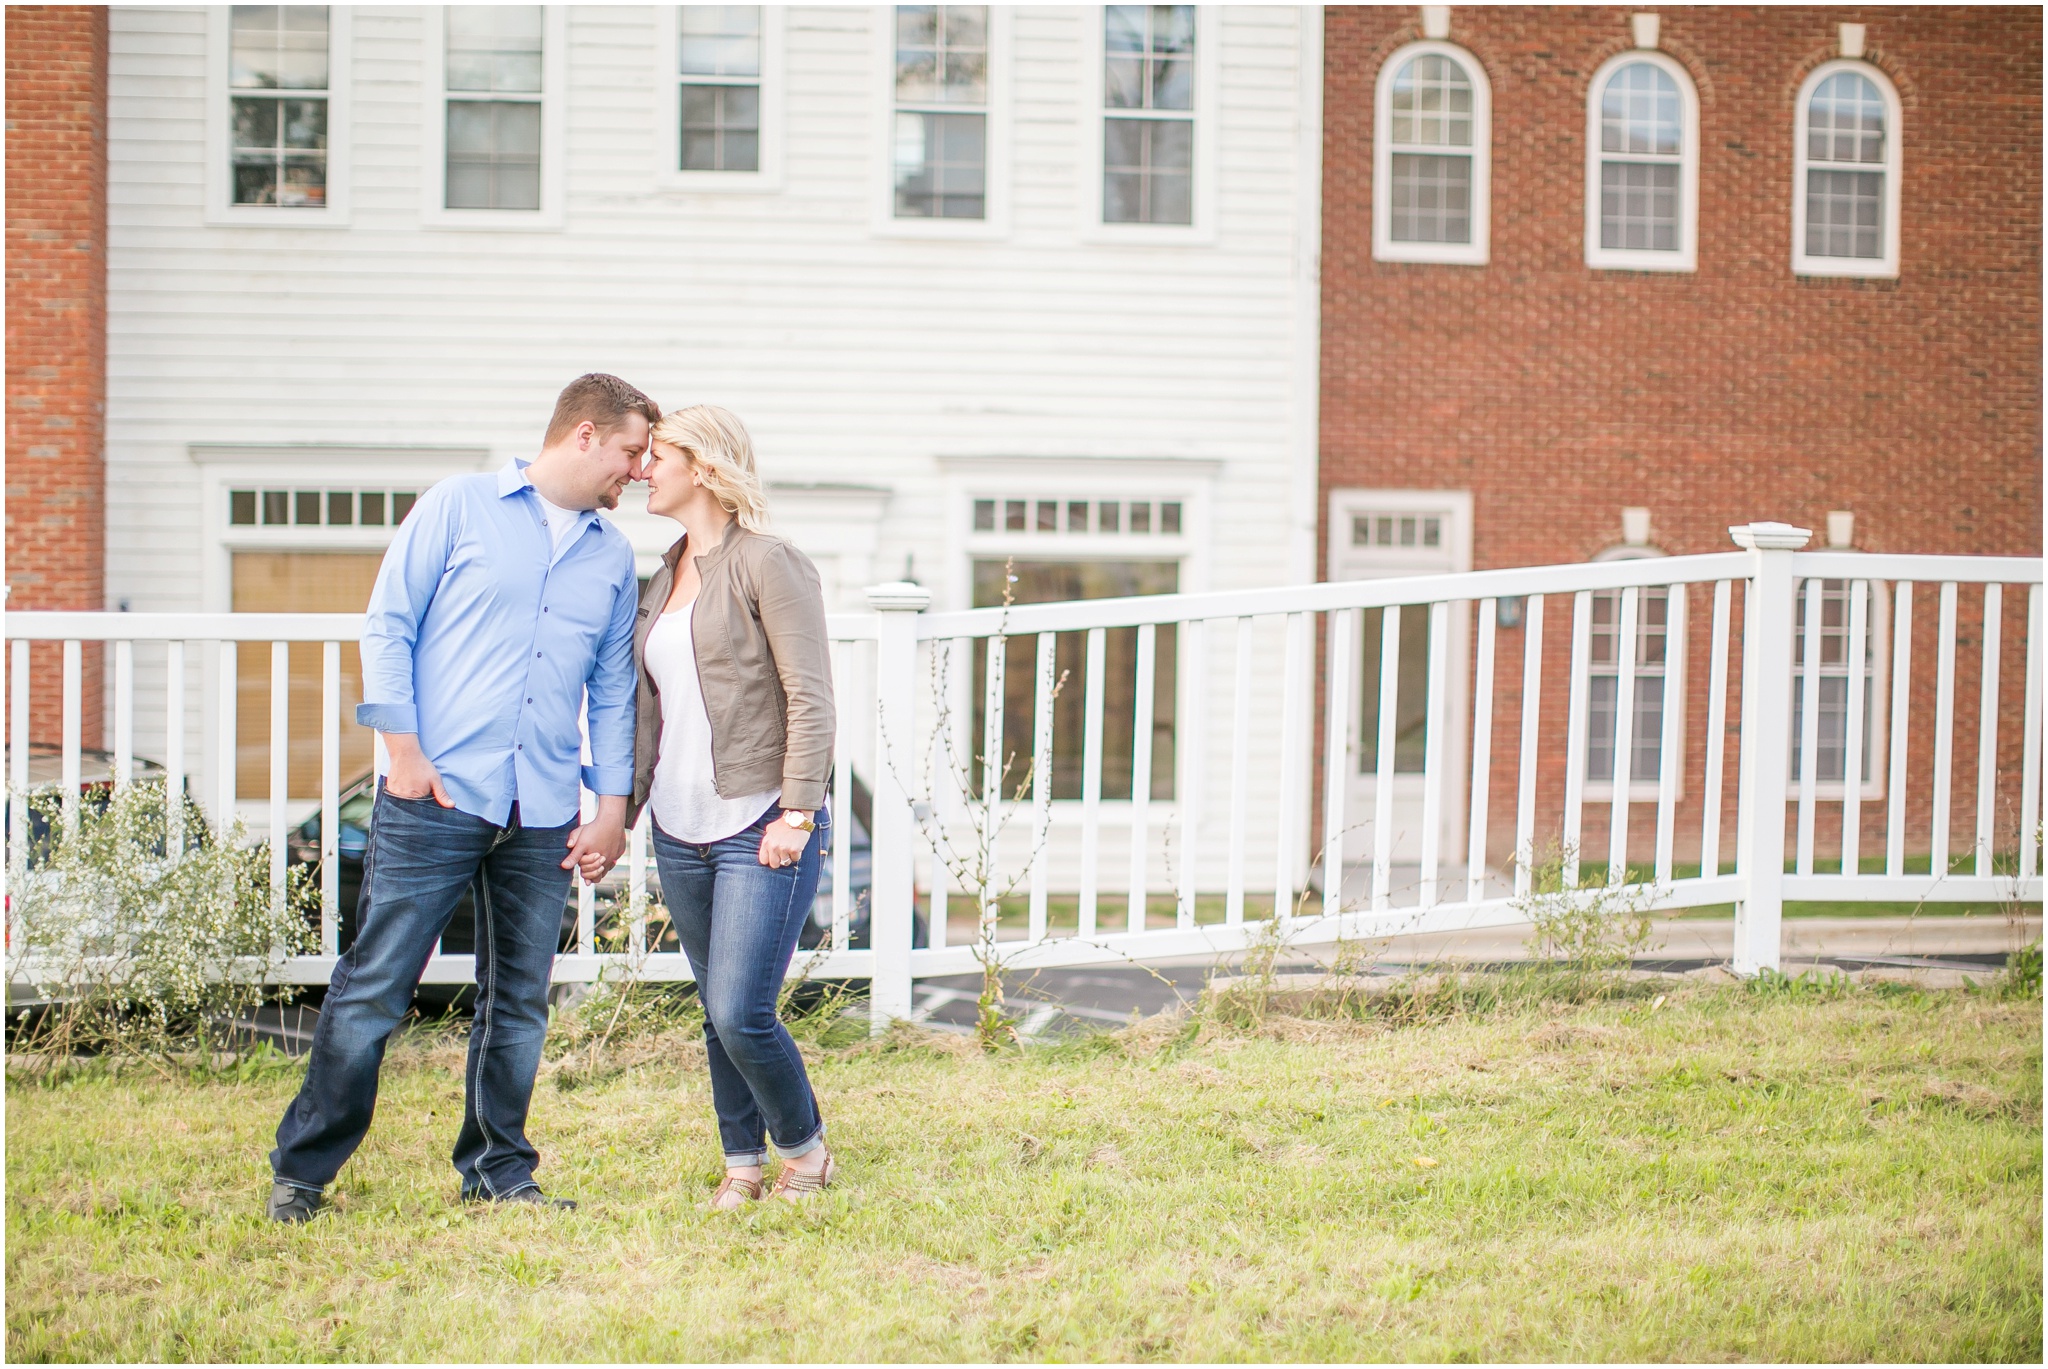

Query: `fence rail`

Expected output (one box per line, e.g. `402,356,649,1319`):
7,523,2041,1025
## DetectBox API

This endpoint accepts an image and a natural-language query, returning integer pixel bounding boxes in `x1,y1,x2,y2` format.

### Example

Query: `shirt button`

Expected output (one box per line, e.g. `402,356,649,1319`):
527,697,533,704
536,652,542,658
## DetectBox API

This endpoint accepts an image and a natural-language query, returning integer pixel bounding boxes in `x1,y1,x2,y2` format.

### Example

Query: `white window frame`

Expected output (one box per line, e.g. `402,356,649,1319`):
1581,546,1685,804
1078,4,1219,246
1373,40,1490,266
1791,59,1902,280
872,4,1011,240
653,6,785,193
941,455,1218,822
1789,573,1891,802
420,5,567,231
204,5,353,227
1583,49,1699,273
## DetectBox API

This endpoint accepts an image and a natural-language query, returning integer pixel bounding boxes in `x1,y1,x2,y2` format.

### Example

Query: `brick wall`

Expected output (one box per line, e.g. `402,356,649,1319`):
5,6,108,748
1319,7,2042,870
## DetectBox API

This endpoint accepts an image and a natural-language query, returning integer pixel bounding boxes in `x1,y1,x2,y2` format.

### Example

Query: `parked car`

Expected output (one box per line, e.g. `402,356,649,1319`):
800,770,926,952
287,772,582,963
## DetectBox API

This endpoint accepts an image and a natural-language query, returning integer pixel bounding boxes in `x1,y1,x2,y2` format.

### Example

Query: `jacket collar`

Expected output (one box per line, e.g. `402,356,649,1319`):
661,522,748,573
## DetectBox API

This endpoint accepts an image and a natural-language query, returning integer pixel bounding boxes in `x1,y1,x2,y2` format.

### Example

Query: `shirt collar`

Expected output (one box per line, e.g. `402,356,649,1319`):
496,459,533,499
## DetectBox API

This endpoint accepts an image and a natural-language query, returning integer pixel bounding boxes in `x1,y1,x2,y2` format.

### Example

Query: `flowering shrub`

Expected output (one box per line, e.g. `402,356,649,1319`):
7,781,315,1064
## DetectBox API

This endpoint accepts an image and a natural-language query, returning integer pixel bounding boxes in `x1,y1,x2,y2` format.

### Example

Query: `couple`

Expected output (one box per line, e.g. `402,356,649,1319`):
268,374,835,1220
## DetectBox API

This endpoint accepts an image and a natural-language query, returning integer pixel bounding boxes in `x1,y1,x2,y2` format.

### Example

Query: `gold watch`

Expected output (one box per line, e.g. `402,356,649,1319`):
781,810,816,833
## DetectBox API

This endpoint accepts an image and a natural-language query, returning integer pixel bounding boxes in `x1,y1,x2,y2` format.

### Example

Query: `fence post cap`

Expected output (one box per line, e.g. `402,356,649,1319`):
864,581,932,612
1728,521,1813,551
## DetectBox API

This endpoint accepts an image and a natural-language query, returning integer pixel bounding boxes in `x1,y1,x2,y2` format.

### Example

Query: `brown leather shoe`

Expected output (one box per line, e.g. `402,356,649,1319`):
770,1148,837,1201
708,1174,764,1211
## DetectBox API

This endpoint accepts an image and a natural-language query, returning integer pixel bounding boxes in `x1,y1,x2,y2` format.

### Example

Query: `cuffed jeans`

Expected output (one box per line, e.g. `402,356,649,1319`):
272,783,575,1199
651,806,829,1167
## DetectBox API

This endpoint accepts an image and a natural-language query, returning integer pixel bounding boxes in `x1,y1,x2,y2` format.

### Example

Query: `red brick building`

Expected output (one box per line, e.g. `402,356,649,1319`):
1319,6,2042,868
5,5,109,747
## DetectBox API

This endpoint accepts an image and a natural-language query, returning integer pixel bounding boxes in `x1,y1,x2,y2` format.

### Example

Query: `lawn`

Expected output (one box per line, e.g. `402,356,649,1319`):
7,979,2041,1362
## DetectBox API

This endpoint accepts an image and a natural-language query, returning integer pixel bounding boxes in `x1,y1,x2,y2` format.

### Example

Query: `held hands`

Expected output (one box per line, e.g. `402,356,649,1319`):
757,812,812,868
564,796,630,884
381,732,454,807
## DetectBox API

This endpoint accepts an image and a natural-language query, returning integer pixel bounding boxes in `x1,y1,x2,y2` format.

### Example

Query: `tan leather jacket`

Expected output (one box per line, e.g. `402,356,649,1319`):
629,527,835,827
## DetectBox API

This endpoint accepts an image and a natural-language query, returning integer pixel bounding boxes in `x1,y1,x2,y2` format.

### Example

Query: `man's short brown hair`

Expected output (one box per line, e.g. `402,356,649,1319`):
543,373,661,447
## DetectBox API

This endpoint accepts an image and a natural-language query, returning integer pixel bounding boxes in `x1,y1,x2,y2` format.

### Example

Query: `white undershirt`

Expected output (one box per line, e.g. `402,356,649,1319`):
645,602,782,843
532,489,581,558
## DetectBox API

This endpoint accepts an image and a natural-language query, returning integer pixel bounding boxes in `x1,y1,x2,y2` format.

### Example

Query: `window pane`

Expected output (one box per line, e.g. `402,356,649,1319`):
1036,500,1058,532
1359,606,1431,774
1390,152,1472,244
972,560,1180,801
1005,499,1026,531
895,4,987,104
231,96,328,206
359,491,386,526
680,5,762,77
1585,588,1670,783
294,491,322,525
1105,6,1146,54
1104,117,1192,225
1390,54,1472,148
1105,4,1194,111
1599,160,1680,251
1098,501,1120,532
1806,169,1884,259
1129,502,1151,533
262,490,289,525
393,492,418,522
326,491,354,526
1808,71,1884,164
230,490,258,526
230,5,329,91
1160,502,1181,534
1600,61,1680,155
973,499,995,531
1067,500,1090,532
893,110,986,219
446,6,544,93
446,100,542,210
681,84,760,171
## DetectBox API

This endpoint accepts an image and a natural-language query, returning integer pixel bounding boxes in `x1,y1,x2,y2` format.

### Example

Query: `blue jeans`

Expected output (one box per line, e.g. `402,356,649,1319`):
651,806,829,1166
272,783,575,1199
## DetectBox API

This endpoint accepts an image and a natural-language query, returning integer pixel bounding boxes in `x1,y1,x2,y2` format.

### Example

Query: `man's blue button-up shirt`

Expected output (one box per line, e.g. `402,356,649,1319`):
355,460,639,829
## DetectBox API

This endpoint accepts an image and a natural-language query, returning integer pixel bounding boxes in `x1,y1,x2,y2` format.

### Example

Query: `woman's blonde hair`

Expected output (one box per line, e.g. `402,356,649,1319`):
649,404,770,532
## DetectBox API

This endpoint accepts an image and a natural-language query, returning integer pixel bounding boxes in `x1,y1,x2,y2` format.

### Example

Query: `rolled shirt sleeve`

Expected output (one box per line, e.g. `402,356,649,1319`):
580,567,640,797
354,486,454,735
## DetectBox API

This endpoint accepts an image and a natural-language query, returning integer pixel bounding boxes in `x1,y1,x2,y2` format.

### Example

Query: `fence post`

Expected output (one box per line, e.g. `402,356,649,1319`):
1729,520,1811,975
865,580,930,1033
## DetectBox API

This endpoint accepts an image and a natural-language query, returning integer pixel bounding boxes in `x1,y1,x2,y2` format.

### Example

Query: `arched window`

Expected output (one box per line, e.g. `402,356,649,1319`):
1792,61,1902,278
1373,41,1490,266
1584,51,1698,272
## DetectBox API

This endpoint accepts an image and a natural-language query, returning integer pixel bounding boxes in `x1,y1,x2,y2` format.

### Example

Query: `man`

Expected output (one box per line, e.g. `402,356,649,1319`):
268,373,656,1220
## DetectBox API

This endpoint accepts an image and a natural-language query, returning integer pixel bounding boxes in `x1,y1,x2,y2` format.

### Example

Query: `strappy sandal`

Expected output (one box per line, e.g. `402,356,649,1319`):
707,1174,763,1211
770,1148,837,1201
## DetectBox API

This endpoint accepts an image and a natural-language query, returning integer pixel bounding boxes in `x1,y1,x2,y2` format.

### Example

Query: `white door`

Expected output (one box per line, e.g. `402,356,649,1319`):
1327,490,1472,877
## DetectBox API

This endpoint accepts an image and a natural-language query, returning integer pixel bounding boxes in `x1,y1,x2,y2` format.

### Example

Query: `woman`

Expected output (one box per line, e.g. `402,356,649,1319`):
631,404,837,1208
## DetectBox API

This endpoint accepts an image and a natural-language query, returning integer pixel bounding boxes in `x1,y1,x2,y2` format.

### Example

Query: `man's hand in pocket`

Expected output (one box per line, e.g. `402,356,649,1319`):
381,732,454,807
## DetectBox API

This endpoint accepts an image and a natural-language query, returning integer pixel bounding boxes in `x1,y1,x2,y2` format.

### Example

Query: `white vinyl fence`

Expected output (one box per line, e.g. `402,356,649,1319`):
7,523,2041,1024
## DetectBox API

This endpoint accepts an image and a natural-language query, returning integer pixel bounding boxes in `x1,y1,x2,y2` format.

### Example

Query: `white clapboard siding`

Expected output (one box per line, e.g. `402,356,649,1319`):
101,6,1321,895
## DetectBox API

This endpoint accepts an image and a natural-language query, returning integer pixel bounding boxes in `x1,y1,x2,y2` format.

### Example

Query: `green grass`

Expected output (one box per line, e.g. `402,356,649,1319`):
7,984,2041,1362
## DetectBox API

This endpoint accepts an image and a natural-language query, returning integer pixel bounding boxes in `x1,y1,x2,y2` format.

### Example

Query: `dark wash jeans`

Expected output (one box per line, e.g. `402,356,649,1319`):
651,806,829,1166
272,783,575,1199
